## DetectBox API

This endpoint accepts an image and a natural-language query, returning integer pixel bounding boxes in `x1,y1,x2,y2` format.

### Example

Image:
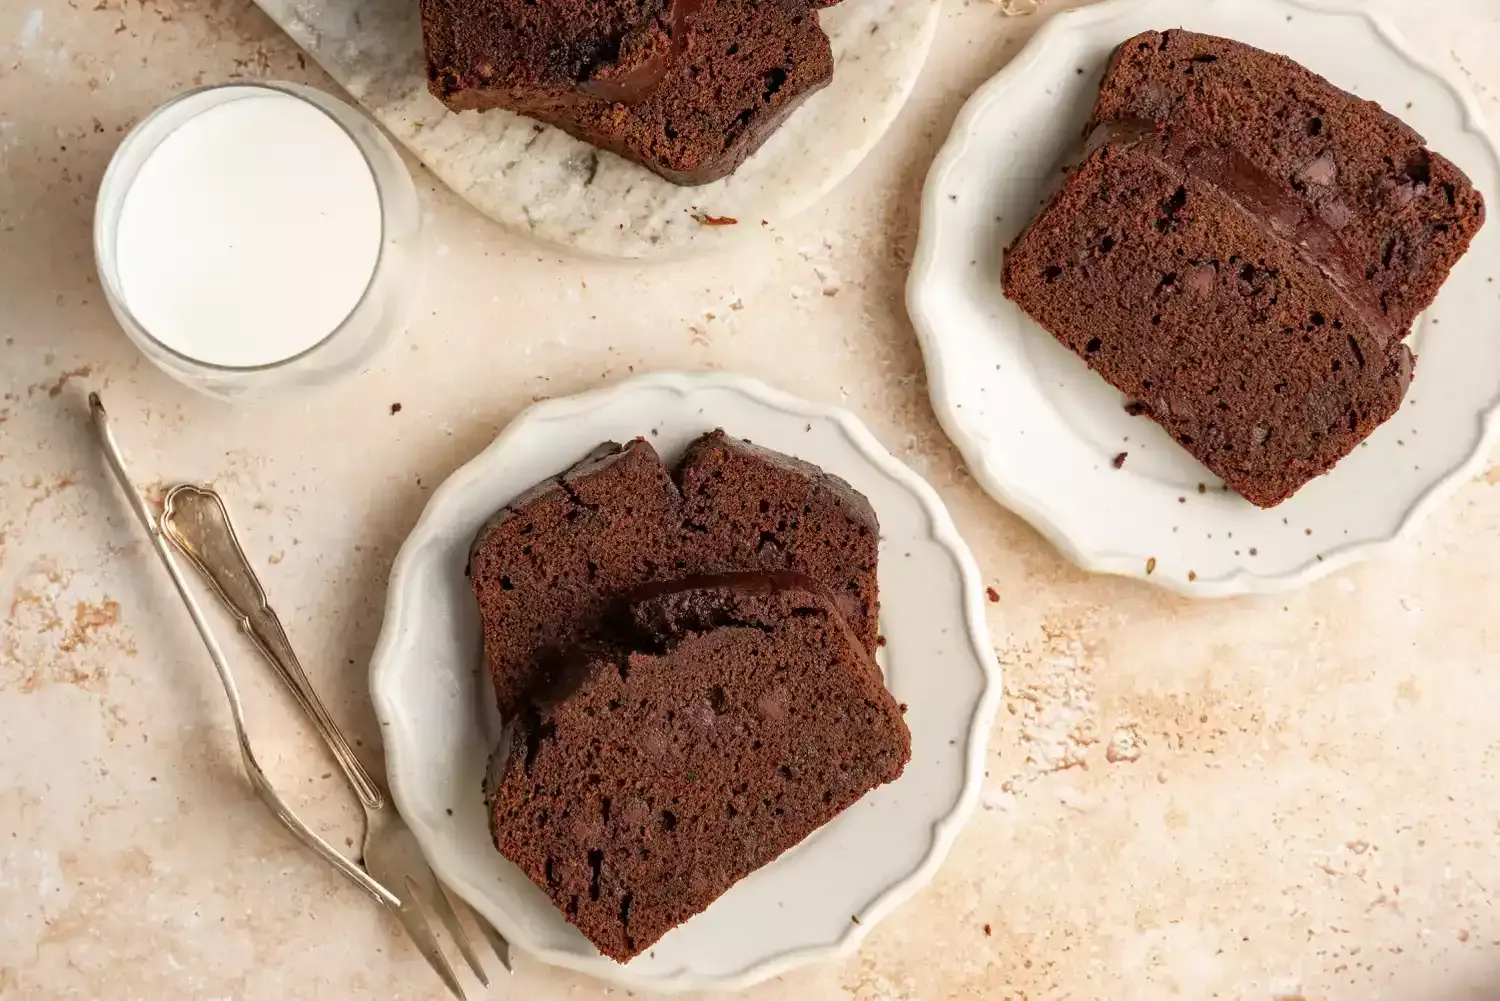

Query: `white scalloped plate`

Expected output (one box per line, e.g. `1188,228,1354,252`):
252,0,936,259
908,0,1500,597
368,373,1000,992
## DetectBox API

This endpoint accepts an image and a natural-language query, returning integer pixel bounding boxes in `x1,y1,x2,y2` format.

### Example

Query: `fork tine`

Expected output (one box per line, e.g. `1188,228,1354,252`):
428,877,489,987
468,905,514,974
399,876,468,1001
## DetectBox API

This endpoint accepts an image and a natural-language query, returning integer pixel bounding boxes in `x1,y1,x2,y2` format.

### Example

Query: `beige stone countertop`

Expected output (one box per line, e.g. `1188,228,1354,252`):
4,0,1500,998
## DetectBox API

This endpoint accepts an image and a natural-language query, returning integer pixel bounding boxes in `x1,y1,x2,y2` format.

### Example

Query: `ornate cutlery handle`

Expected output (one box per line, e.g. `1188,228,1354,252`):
161,484,384,812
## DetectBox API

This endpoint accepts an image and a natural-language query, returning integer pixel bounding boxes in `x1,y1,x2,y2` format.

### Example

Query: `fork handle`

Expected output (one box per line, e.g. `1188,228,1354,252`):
161,484,385,812
91,396,398,912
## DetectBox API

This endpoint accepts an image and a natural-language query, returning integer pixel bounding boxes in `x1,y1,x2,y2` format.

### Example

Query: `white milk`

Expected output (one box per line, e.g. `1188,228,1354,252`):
113,90,382,369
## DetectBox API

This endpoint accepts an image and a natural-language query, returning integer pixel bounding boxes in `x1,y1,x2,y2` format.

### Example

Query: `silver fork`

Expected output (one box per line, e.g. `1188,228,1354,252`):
90,394,510,999
158,482,513,998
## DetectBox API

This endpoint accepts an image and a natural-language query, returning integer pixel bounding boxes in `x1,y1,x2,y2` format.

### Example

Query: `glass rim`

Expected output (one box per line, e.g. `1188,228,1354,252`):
94,80,391,375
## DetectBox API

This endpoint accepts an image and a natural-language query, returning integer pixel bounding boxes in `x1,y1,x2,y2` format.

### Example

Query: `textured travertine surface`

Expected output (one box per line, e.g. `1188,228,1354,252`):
2,0,1500,999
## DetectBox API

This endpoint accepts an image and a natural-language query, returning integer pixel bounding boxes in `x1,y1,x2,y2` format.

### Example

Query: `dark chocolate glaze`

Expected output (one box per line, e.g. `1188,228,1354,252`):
1090,119,1398,349
535,570,872,712
1092,29,1485,333
624,570,869,655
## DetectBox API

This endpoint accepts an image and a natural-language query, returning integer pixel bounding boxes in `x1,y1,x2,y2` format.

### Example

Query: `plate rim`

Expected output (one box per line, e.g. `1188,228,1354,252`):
906,0,1500,598
368,370,1003,992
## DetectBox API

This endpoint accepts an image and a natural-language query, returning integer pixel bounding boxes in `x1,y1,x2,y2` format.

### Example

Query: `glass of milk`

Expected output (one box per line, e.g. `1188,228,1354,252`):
95,82,421,400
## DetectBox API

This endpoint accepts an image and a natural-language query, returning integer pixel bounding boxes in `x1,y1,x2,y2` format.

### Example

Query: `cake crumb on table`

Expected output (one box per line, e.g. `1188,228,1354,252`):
389,402,402,414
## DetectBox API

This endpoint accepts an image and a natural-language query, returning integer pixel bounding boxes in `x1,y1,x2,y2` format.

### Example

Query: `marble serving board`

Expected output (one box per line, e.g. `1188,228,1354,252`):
251,0,938,259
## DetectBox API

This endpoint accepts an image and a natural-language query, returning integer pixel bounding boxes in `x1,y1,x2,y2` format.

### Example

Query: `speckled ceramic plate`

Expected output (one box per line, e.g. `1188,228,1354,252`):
251,0,937,259
908,0,1500,597
368,372,1000,993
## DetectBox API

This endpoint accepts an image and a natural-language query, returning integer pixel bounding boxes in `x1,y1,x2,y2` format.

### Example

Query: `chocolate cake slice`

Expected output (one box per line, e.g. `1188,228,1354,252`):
1094,29,1486,331
1003,120,1413,508
422,0,838,184
469,431,879,719
486,573,911,963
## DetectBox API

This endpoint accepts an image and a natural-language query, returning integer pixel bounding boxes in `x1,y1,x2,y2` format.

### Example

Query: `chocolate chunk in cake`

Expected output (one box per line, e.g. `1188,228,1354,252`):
422,0,838,185
1094,29,1486,330
486,572,911,963
469,431,879,719
1003,120,1414,508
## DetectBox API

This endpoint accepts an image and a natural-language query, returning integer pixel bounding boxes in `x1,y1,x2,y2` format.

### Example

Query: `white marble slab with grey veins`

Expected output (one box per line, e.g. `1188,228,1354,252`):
251,0,938,258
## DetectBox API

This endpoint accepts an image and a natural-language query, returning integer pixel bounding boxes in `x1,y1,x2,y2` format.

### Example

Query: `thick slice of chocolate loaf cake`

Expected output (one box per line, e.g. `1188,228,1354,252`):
486,573,911,963
1094,29,1486,330
423,0,837,185
469,432,879,718
1003,121,1413,508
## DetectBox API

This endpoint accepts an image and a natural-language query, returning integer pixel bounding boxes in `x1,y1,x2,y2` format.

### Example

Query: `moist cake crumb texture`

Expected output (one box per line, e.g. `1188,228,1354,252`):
486,573,911,962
